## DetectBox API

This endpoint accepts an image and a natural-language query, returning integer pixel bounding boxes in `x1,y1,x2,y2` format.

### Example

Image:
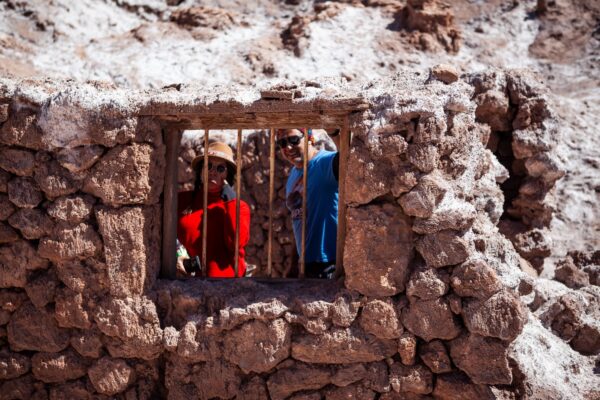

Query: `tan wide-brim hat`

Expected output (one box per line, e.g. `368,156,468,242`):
191,141,236,171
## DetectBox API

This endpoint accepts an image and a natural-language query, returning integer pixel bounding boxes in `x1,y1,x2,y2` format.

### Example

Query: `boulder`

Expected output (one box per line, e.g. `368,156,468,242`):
7,208,53,239
88,357,135,396
401,297,461,341
359,298,403,339
292,326,397,364
344,204,413,296
95,205,160,297
462,289,527,341
7,302,70,352
32,349,88,383
223,318,291,373
7,177,43,208
0,148,35,176
416,230,469,268
449,333,512,385
83,143,164,206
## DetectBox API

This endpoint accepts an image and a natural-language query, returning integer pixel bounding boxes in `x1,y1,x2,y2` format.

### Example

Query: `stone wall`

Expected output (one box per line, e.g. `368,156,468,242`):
0,69,562,399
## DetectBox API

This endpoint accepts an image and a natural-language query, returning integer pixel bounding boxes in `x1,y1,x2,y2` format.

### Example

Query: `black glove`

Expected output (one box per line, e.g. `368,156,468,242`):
221,183,236,201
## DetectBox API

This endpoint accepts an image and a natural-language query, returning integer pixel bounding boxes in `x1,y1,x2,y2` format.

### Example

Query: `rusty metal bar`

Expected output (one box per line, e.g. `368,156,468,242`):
268,128,276,277
300,128,309,278
202,129,210,277
234,129,242,278
161,127,181,279
335,118,350,278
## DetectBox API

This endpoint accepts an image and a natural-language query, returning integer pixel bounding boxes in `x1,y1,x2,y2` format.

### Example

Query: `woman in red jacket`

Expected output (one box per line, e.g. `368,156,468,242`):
177,142,251,278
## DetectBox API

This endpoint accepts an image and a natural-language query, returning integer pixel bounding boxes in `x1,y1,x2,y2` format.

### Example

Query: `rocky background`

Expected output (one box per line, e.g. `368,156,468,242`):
0,67,598,398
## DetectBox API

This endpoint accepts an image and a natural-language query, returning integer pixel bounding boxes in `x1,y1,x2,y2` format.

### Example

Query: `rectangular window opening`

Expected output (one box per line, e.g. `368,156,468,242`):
160,117,351,281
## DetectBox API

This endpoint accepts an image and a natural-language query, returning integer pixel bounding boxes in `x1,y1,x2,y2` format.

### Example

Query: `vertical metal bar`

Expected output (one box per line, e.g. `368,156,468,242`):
161,127,181,279
202,129,210,277
268,128,275,277
335,118,350,279
234,129,242,278
300,128,308,278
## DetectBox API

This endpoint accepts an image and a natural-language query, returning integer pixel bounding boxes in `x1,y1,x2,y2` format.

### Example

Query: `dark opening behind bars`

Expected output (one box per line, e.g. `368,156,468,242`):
160,118,352,280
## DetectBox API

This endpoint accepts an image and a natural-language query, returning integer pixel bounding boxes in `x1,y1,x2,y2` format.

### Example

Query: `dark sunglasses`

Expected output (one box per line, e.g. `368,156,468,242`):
276,134,303,150
206,162,227,173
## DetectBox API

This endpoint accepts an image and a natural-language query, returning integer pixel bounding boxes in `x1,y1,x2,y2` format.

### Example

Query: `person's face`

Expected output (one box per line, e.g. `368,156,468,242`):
205,156,228,192
277,129,306,168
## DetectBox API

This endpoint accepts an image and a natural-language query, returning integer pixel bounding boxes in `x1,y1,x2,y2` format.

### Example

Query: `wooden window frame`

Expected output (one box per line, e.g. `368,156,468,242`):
154,104,363,280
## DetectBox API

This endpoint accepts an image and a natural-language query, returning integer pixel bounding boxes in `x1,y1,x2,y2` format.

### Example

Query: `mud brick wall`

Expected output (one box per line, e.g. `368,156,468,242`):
0,69,561,399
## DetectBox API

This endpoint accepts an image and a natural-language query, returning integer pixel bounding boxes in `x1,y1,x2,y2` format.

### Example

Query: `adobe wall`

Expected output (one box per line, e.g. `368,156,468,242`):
0,68,561,399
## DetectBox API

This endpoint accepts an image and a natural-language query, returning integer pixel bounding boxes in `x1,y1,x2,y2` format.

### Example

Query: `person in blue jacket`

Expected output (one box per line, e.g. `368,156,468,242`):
276,128,340,278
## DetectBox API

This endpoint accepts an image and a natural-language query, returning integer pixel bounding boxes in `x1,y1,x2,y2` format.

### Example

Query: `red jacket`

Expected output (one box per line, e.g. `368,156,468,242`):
177,190,250,278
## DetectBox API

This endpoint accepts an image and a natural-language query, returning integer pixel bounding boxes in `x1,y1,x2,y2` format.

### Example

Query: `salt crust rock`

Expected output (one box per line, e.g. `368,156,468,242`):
0,240,48,288
407,143,438,172
223,318,291,373
432,371,495,400
94,296,163,360
449,333,512,385
450,259,503,299
83,143,164,206
7,208,53,239
344,204,413,296
57,145,104,173
359,298,403,339
406,264,450,301
0,349,30,380
431,64,460,84
419,340,452,373
38,221,102,262
0,147,35,176
416,230,469,268
398,332,417,365
31,349,88,383
475,89,512,131
7,177,43,208
0,194,15,220
399,171,447,218
401,297,461,341
7,301,70,352
292,326,397,364
46,194,95,223
88,357,135,396
462,289,526,341
389,362,433,394
95,205,160,297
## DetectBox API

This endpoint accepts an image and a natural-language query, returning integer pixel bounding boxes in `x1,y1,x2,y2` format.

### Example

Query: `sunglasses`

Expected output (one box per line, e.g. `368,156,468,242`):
204,162,227,173
276,134,303,150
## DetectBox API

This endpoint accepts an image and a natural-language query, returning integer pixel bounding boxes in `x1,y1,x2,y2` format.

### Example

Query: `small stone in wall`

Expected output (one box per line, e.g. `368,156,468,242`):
389,362,433,394
331,290,360,327
324,383,376,400
34,158,80,198
401,297,461,342
399,172,447,218
7,208,53,239
415,230,469,268
32,349,88,383
431,64,460,84
55,287,92,329
88,357,135,396
192,359,242,400
331,363,367,387
450,260,502,299
267,362,332,400
7,177,43,208
48,381,90,400
38,222,103,262
406,264,450,301
46,194,95,223
0,104,8,122
432,371,495,400
419,340,452,373
57,145,104,173
0,170,10,193
0,349,30,380
0,148,35,176
7,302,70,352
474,90,512,131
407,143,439,173
0,241,49,288
24,270,57,308
398,332,417,366
449,333,512,385
71,329,104,358
237,376,269,400
0,194,15,220
359,298,403,339
0,222,19,244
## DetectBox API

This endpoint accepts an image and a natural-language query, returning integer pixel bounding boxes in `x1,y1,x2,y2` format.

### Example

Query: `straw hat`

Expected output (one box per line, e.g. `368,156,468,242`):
191,142,236,171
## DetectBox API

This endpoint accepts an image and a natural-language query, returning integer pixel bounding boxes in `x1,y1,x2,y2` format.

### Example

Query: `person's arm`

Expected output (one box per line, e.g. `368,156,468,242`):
222,200,251,252
326,129,340,182
326,128,341,149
